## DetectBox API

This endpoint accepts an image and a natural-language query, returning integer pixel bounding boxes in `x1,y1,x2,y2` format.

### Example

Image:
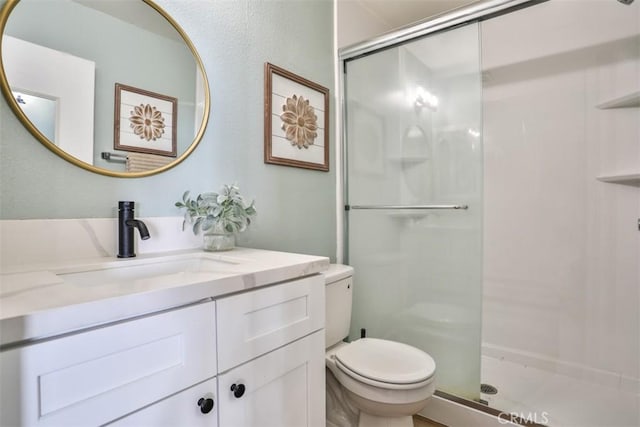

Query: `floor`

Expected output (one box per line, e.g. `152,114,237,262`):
413,414,447,427
481,355,640,427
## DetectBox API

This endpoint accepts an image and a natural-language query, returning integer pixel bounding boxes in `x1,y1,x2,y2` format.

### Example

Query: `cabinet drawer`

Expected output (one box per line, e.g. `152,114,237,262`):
108,377,218,427
0,301,216,427
216,274,324,372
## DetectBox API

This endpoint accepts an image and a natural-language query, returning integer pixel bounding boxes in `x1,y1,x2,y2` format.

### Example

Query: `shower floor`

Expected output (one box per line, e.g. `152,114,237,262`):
480,356,639,427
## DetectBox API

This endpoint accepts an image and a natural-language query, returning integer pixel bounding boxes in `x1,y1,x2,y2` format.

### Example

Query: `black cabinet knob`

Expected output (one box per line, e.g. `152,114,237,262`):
197,397,214,414
230,383,246,398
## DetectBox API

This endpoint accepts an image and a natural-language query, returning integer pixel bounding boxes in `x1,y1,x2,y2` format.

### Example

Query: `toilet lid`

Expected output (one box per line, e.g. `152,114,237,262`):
335,338,436,385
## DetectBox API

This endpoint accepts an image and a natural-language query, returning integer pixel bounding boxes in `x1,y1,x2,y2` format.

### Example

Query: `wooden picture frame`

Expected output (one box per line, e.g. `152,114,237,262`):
264,63,329,171
114,83,177,157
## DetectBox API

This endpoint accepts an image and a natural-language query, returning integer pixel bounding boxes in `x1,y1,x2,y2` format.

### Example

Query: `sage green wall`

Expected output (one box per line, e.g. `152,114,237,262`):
0,0,336,260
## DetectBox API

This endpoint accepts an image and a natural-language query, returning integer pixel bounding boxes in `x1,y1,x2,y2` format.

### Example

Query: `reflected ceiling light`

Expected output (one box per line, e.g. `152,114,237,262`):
468,128,480,138
414,86,438,110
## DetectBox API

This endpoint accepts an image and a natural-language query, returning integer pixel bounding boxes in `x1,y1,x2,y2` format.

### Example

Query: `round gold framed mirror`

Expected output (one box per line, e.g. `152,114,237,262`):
0,0,210,177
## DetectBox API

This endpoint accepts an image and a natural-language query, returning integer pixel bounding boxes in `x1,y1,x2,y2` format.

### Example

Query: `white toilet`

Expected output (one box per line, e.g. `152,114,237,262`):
324,264,436,427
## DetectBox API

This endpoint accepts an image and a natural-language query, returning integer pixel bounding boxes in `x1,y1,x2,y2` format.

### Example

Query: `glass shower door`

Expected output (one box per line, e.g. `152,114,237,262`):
344,23,483,400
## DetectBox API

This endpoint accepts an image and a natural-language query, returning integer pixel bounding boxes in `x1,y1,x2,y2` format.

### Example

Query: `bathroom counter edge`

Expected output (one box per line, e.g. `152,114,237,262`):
0,247,330,347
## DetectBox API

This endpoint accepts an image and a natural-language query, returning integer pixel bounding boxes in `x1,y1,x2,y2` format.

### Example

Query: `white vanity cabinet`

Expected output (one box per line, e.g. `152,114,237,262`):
0,301,217,427
216,275,325,427
0,272,326,427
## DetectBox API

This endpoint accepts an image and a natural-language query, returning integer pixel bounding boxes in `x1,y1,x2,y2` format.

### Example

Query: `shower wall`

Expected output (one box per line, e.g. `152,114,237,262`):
481,0,639,391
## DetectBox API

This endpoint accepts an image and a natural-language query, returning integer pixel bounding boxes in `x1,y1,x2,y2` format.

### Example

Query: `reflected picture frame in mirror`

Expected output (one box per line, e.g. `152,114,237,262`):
0,0,210,178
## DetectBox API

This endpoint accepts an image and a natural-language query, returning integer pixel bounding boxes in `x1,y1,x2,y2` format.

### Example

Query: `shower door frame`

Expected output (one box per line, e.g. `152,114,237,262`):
338,0,546,422
339,0,545,262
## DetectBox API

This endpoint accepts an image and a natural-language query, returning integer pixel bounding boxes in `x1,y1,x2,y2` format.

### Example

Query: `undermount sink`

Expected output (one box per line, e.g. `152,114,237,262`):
56,253,246,287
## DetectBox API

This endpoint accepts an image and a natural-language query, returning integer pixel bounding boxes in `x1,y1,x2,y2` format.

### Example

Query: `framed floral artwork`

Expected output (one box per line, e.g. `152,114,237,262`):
264,63,329,171
114,83,177,157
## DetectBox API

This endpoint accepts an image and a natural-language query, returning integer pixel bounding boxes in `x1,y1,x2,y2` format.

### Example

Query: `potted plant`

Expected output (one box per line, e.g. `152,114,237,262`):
175,183,257,251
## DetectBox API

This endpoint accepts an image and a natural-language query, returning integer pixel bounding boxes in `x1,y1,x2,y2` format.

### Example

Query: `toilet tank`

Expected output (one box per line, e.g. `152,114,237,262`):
324,264,354,348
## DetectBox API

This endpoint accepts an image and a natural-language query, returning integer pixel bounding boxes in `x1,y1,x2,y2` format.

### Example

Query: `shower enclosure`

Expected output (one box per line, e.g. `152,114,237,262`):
343,22,483,401
341,1,639,425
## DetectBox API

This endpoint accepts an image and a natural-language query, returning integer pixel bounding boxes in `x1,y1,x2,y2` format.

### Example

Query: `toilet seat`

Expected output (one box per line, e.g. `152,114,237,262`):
334,338,435,390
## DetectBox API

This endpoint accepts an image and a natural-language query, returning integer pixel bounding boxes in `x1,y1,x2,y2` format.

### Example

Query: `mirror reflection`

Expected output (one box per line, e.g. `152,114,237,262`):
0,0,209,176
12,90,56,142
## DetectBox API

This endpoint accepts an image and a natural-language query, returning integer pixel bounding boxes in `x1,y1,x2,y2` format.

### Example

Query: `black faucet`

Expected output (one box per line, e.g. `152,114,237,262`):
117,201,150,258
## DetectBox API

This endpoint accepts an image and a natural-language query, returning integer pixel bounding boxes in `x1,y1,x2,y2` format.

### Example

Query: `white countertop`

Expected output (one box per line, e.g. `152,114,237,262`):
0,247,329,347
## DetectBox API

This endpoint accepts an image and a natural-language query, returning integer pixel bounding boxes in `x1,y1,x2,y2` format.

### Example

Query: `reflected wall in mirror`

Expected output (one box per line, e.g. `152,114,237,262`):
12,90,56,142
0,0,210,177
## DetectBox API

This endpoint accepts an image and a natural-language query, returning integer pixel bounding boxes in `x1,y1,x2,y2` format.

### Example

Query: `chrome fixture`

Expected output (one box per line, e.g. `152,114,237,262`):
346,204,469,210
101,152,127,163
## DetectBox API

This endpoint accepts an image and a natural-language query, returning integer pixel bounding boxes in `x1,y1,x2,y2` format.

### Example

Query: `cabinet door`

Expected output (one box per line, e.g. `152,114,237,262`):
217,331,325,427
108,378,218,427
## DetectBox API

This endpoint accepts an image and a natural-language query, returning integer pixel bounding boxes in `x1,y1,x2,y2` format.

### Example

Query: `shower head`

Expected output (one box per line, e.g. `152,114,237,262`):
617,0,634,4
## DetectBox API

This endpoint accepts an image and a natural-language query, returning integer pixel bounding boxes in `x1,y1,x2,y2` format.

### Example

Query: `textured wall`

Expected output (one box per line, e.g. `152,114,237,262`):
0,0,336,259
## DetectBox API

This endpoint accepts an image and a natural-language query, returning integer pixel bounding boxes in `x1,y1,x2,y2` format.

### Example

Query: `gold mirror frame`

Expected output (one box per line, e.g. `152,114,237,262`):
0,0,210,178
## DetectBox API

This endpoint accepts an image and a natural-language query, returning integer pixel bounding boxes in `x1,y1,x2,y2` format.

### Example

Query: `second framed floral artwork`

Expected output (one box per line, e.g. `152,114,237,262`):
114,83,177,157
264,63,329,171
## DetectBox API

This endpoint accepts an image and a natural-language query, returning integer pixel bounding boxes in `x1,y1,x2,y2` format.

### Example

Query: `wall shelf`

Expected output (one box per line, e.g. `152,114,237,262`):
387,211,431,220
388,156,429,165
596,173,640,187
596,91,640,109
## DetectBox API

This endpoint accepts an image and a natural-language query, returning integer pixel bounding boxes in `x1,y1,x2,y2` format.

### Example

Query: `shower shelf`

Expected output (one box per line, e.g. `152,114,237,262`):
596,91,640,109
388,156,429,165
596,173,640,187
387,211,430,219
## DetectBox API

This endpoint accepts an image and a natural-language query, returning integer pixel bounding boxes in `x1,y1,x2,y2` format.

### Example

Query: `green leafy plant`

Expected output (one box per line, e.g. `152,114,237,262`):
175,184,257,235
